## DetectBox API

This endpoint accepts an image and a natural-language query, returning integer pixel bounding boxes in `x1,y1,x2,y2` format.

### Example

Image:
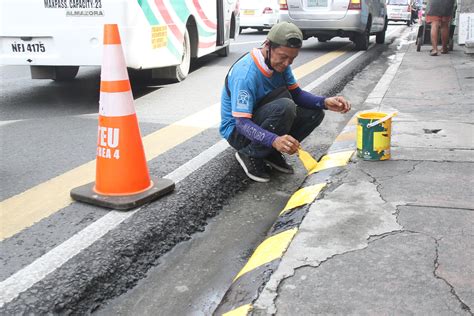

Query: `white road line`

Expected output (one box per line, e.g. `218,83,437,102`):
231,40,264,46
0,140,230,308
0,35,383,306
365,52,405,105
365,27,414,105
0,120,27,127
386,25,404,38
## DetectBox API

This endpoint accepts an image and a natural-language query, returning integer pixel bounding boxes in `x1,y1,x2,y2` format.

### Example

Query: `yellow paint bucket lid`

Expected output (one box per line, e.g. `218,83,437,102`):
357,112,388,119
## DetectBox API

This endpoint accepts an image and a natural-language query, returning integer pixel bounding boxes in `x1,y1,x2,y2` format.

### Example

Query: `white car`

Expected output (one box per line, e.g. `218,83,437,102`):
387,0,413,26
239,0,280,32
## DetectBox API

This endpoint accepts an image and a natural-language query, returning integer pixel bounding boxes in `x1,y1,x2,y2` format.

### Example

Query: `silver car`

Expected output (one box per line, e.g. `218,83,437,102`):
279,0,387,50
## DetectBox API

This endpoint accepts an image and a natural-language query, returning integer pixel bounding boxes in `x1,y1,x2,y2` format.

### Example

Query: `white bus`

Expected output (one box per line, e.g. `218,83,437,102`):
0,0,240,81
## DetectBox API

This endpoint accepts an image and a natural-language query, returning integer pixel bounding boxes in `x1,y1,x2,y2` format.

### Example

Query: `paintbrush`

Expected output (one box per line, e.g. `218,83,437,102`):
298,148,318,172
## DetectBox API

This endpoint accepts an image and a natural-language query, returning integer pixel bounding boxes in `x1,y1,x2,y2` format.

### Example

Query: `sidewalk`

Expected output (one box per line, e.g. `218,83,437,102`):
249,43,474,314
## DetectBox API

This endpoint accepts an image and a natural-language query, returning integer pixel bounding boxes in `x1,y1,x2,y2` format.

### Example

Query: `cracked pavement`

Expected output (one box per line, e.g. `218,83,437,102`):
252,43,474,315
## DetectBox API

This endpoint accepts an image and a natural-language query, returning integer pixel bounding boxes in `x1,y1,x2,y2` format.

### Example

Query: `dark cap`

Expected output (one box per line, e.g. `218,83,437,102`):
267,22,303,48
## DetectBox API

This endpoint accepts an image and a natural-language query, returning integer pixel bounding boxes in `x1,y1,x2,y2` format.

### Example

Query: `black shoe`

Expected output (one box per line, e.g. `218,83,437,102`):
264,152,294,174
235,152,270,183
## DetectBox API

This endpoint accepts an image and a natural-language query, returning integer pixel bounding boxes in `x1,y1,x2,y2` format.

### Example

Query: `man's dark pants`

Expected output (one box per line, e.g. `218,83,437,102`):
227,98,325,159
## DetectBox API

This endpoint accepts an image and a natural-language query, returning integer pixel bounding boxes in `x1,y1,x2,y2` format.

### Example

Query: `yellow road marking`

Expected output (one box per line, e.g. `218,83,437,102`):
0,106,215,240
335,130,356,142
223,304,253,316
234,228,297,281
292,45,350,80
280,183,326,215
0,47,350,241
348,115,358,126
308,150,355,175
0,161,95,240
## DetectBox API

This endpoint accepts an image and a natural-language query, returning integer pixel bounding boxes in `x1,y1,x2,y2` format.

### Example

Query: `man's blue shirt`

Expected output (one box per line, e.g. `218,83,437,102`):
219,48,298,140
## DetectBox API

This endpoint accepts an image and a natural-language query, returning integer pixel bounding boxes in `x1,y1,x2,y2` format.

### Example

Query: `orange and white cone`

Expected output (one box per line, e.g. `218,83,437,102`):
71,24,174,210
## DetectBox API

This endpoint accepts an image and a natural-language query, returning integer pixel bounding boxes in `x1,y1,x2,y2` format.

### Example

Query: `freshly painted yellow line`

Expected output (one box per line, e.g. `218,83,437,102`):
292,45,350,80
0,45,351,241
298,148,318,172
348,115,358,126
234,228,297,281
308,150,355,175
280,183,326,215
335,130,356,142
223,304,253,316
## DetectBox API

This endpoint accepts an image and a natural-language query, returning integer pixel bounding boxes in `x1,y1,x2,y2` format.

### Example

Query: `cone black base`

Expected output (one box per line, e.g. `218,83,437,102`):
70,177,175,210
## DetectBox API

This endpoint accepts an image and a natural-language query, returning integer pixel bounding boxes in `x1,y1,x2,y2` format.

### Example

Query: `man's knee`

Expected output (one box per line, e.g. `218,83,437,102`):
297,106,325,127
313,108,325,126
270,98,297,119
255,98,297,135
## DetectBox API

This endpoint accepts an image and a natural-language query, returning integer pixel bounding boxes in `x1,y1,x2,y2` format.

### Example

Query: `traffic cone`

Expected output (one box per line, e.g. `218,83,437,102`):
71,24,174,210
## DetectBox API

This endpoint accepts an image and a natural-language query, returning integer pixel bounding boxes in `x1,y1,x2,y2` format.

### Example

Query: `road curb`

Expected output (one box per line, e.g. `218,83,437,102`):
214,29,415,315
214,116,358,316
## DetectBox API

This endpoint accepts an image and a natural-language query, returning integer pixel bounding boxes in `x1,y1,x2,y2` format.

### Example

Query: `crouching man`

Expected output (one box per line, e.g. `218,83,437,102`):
219,22,351,182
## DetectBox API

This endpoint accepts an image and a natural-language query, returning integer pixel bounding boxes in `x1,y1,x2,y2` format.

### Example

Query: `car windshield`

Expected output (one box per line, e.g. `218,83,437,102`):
387,0,409,4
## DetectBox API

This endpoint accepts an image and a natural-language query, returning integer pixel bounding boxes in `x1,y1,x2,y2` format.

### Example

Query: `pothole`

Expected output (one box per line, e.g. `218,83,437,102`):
423,128,442,134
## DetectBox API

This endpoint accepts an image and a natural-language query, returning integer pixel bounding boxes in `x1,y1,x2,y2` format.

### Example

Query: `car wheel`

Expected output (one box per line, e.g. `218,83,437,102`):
376,29,386,44
354,23,370,50
376,19,387,44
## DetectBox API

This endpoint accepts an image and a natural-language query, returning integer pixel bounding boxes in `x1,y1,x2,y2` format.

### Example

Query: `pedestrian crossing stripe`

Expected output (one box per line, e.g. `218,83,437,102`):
233,228,297,281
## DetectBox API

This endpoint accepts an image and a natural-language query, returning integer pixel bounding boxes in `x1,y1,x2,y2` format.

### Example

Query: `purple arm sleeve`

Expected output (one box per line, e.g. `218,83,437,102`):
290,87,327,110
235,117,278,148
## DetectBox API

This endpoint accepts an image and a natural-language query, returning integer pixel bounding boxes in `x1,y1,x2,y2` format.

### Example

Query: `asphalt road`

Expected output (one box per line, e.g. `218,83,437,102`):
0,24,411,314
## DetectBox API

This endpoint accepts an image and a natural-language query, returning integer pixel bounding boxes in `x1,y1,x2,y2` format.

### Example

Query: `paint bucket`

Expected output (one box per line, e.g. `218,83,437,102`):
356,111,396,161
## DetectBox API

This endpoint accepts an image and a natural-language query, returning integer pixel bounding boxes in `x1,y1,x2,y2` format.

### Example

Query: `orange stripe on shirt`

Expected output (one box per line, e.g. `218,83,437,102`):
100,80,131,93
232,112,252,118
250,50,272,78
288,83,299,90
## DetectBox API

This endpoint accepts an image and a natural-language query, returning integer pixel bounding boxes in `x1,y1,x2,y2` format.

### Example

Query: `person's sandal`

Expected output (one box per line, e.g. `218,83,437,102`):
430,49,439,56
441,48,449,54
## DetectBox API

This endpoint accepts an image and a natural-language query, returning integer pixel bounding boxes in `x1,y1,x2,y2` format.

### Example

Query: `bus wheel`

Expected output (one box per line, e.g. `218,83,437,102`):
176,28,191,81
149,28,191,82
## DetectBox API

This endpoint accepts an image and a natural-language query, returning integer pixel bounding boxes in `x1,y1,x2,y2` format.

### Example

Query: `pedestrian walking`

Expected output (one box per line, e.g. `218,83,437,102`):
426,0,455,55
219,22,351,182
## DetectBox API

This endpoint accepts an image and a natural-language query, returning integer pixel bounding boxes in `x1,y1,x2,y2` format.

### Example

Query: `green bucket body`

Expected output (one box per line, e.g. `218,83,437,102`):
356,112,392,161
